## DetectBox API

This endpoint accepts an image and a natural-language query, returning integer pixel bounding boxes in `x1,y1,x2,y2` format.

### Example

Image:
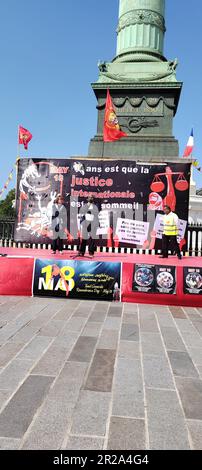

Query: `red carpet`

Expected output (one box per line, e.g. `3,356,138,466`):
0,246,201,266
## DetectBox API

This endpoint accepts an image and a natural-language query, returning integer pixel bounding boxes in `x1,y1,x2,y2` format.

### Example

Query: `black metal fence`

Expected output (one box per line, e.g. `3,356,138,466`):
0,218,202,256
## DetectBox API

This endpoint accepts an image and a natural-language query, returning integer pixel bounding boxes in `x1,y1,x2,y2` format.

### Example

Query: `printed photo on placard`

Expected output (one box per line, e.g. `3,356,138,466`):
184,267,202,295
155,265,176,294
132,264,155,293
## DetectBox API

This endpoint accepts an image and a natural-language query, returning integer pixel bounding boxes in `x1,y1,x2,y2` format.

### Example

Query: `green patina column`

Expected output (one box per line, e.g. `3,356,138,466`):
88,0,182,160
116,0,165,62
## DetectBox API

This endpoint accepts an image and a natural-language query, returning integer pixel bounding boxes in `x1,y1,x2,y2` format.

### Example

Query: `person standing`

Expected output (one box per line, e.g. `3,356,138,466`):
160,205,182,259
78,196,99,258
51,195,67,254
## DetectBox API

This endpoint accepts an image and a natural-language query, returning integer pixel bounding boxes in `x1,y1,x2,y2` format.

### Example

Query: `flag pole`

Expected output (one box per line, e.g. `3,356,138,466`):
17,125,20,160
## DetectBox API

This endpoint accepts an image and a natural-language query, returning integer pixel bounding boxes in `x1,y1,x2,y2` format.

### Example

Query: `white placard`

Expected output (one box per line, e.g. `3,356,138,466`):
116,218,149,245
97,210,110,235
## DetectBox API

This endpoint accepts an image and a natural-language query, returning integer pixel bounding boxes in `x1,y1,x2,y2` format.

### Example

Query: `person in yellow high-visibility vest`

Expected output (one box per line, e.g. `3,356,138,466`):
160,205,182,259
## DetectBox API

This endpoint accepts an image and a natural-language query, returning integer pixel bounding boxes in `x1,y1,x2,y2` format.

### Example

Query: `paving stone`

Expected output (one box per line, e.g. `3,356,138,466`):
183,307,199,316
0,342,24,367
0,322,26,345
0,390,11,410
70,390,111,436
9,326,37,344
187,419,202,450
93,302,109,312
27,316,53,332
84,349,116,392
180,330,202,350
122,313,138,324
107,306,123,317
0,309,24,324
191,321,202,337
118,340,140,360
79,301,96,309
123,303,138,314
141,333,165,356
146,388,190,450
154,306,170,314
103,317,121,331
27,304,63,330
121,323,139,342
0,375,53,438
68,336,97,363
187,348,202,366
60,317,87,334
74,304,95,317
187,313,202,322
139,313,158,333
64,435,104,450
0,296,24,305
197,366,202,377
174,318,198,333
38,320,66,337
143,355,175,389
48,362,87,401
52,308,74,321
97,330,119,350
107,417,145,450
169,307,186,319
175,377,202,420
16,335,53,362
88,310,107,323
72,308,92,318
0,359,33,390
32,332,78,376
81,322,102,337
155,312,175,327
22,363,87,450
160,327,186,351
168,351,199,378
139,304,155,314
0,438,20,449
197,308,202,316
59,300,81,308
112,358,144,418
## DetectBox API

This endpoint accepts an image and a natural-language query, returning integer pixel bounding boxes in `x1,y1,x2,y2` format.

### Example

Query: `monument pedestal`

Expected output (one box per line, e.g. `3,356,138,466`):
88,82,182,159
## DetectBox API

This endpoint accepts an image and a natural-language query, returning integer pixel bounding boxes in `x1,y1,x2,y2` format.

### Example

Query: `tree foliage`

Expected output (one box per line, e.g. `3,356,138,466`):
0,189,16,217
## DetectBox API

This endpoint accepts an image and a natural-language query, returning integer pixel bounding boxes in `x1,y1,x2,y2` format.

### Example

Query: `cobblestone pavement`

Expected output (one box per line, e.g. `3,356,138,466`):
0,296,202,450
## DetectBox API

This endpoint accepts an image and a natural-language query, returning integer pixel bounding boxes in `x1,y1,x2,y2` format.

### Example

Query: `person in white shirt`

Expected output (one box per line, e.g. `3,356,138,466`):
160,205,182,259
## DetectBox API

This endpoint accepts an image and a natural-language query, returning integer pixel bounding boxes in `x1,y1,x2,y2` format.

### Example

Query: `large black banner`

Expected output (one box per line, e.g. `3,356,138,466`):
14,158,190,249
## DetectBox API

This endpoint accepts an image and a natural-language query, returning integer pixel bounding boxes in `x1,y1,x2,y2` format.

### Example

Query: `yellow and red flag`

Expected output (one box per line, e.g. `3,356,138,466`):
103,89,127,142
18,126,32,150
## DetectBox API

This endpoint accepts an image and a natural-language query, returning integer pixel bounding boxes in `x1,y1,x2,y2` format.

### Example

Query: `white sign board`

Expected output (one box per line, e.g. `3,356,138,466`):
97,210,110,235
116,218,149,245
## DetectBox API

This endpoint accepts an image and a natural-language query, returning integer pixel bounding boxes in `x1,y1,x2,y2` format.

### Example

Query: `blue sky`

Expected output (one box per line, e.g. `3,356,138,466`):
0,0,202,196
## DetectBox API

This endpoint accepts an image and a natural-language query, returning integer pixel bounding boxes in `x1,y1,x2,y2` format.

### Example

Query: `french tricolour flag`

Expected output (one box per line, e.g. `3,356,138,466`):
183,128,194,157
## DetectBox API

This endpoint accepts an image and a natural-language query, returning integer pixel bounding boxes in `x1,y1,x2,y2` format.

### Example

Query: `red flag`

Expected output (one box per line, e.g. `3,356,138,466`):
103,89,127,142
18,126,32,150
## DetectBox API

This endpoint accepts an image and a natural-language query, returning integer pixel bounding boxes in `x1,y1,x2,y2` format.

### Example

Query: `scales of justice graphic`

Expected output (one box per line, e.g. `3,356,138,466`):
144,166,189,250
150,166,189,212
